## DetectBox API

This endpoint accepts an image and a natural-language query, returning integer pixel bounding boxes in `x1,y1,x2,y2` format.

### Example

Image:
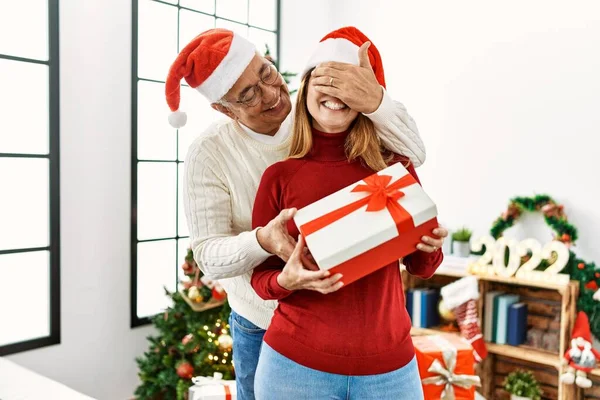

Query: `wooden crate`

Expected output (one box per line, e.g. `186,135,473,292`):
483,280,562,355
493,355,561,400
403,267,580,399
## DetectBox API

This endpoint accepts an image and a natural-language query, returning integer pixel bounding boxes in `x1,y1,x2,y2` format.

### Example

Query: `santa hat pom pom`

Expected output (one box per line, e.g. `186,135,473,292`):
168,110,187,128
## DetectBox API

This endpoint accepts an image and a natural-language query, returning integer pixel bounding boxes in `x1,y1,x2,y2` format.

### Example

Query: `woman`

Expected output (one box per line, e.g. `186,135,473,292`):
251,27,447,400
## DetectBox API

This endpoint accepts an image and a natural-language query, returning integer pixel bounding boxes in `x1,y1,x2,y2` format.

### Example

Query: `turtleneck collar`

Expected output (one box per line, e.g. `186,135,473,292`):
307,127,350,162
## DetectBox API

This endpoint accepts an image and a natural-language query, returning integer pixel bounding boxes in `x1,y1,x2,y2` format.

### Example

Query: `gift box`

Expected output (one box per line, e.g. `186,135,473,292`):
413,334,481,400
294,162,438,286
189,373,236,400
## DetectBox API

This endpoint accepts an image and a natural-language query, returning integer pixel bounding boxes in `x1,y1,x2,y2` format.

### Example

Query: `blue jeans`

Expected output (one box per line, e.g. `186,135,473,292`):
229,310,265,400
254,343,424,400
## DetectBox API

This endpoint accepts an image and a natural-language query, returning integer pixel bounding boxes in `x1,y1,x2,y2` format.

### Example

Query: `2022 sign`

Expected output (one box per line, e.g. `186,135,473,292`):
468,236,570,285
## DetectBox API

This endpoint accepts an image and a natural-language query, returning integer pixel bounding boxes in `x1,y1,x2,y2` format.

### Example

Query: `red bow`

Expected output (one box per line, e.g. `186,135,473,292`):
300,173,417,237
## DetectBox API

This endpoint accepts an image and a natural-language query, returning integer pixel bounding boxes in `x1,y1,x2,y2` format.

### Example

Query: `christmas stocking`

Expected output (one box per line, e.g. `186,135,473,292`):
440,276,488,362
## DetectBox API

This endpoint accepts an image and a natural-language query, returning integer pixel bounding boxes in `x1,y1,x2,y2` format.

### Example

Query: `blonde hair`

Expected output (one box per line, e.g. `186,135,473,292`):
288,71,394,172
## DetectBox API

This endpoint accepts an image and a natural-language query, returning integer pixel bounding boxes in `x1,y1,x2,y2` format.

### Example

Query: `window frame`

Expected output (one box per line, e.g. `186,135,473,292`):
0,0,61,356
131,0,282,327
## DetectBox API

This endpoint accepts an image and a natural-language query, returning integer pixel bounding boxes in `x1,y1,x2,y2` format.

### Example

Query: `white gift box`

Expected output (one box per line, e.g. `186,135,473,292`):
189,373,236,400
294,162,438,286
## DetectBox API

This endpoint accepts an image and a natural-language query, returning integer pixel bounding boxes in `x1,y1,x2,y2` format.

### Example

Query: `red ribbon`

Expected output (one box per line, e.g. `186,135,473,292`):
224,385,231,400
300,173,418,237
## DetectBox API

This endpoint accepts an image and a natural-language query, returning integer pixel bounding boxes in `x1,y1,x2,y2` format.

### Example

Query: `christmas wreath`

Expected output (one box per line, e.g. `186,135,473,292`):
491,195,578,244
491,194,600,341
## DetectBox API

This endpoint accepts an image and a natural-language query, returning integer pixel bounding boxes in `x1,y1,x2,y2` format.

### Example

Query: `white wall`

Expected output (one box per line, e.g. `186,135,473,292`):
328,0,600,262
7,1,154,399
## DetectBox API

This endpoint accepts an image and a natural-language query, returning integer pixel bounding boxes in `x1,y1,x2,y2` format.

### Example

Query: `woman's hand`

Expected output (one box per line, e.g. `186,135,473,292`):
417,225,448,253
311,42,383,114
277,235,344,294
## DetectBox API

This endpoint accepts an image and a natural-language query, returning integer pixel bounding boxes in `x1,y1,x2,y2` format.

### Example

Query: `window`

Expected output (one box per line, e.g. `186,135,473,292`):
131,0,280,326
0,0,60,356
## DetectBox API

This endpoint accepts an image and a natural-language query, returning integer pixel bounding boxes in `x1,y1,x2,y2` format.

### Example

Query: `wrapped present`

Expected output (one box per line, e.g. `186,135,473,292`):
294,162,438,286
189,373,236,400
413,334,481,400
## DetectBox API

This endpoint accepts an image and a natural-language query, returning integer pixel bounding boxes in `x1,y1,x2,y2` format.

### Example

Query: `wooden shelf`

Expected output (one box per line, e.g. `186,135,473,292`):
402,268,580,400
485,342,561,369
410,327,561,370
470,273,572,293
432,262,574,293
403,265,580,400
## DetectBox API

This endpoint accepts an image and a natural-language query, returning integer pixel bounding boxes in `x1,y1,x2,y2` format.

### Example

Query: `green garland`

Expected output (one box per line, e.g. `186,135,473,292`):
491,194,599,340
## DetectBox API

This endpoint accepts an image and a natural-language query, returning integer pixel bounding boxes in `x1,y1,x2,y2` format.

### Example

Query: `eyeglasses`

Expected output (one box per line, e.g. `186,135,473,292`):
235,63,282,108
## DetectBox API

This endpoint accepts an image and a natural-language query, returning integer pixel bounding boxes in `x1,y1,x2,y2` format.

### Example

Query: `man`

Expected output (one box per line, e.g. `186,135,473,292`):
166,28,446,399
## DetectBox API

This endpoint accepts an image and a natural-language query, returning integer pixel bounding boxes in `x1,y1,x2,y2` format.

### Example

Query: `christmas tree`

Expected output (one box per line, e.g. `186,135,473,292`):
134,249,234,400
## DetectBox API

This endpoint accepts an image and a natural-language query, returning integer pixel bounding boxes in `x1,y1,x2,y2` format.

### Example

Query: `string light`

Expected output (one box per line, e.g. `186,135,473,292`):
223,352,229,357
208,355,214,361
203,325,209,330
222,360,226,364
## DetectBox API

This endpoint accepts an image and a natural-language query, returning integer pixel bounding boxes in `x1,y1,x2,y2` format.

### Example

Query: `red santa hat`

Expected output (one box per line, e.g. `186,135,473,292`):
302,26,386,88
165,28,256,128
572,311,592,342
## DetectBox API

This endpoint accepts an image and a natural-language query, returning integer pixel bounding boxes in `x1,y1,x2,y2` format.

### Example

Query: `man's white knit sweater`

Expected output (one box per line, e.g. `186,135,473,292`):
183,91,426,329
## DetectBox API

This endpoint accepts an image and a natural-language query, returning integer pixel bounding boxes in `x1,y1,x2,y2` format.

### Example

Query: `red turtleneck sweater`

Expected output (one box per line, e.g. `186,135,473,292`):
251,128,443,375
